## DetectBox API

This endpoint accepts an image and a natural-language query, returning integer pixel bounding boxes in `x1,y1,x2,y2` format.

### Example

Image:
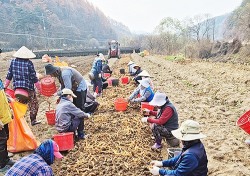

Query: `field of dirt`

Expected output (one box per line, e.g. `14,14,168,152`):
0,53,250,175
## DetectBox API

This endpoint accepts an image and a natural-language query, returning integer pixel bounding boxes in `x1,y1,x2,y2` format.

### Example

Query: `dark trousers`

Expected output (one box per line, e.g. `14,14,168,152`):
28,90,39,122
67,118,84,134
84,102,99,113
73,89,87,111
92,78,102,93
102,82,108,90
72,90,86,134
152,124,179,147
0,124,9,168
134,76,142,84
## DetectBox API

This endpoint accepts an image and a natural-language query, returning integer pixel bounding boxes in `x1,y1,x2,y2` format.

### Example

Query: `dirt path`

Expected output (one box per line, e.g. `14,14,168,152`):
131,54,250,176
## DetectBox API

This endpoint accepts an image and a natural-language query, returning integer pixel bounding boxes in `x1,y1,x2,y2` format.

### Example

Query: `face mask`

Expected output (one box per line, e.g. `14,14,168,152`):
69,96,73,102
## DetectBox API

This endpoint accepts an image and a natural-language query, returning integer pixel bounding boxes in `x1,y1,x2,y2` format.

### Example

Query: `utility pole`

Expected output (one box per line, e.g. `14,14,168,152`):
41,13,49,50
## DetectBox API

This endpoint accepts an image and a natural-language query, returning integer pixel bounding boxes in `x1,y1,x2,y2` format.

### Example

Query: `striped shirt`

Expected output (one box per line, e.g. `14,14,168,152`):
5,154,54,176
6,58,38,91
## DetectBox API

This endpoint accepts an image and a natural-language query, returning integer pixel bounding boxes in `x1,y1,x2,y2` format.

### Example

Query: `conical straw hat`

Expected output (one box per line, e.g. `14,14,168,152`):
13,46,36,59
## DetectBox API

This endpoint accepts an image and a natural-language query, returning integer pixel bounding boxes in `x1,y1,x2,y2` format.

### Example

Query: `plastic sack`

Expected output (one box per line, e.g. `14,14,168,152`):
54,56,68,67
0,90,12,125
7,100,39,152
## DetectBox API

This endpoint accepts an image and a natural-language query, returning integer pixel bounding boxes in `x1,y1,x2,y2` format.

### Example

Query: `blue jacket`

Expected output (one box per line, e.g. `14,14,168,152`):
160,142,208,176
91,57,102,76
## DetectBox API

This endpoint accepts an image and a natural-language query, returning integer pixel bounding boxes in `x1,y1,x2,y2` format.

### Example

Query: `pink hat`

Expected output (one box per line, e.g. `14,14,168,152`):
52,141,63,159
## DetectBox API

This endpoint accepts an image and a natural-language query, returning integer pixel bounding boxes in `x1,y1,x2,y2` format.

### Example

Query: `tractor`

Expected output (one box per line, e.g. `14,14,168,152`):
107,40,120,59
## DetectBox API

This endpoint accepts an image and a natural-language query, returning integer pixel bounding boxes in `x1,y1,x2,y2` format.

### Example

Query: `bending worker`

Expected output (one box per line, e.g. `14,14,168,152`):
45,64,87,111
128,79,154,103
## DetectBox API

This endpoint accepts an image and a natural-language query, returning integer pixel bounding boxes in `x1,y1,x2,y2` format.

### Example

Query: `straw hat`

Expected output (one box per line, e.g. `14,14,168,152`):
45,64,59,75
62,88,77,98
138,79,150,88
149,92,168,106
138,70,150,77
133,64,140,68
171,120,206,141
127,61,134,66
13,46,36,59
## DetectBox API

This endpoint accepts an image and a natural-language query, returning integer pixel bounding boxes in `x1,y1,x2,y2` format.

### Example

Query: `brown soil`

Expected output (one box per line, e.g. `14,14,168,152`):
1,53,250,175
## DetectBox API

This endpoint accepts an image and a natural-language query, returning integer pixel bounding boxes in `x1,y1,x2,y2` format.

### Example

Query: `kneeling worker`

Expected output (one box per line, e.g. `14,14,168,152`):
149,120,208,176
56,88,90,139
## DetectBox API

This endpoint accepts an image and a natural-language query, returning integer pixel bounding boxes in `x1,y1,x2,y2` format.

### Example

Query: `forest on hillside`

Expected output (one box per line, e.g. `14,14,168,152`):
126,0,250,61
0,0,131,50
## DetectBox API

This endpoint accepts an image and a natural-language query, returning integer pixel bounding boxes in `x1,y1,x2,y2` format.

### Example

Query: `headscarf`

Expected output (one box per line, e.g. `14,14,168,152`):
34,139,54,165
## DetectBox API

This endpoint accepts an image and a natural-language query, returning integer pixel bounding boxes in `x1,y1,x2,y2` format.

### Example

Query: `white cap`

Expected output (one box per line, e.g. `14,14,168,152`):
127,61,134,65
138,70,150,77
149,92,167,106
138,79,150,88
62,88,77,98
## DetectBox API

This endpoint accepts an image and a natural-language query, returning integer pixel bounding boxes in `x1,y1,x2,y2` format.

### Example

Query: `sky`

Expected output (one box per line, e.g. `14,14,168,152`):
88,0,242,33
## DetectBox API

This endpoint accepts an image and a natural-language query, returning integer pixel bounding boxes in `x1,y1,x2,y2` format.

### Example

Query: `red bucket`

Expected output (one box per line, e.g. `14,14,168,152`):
53,132,74,151
103,73,111,78
5,88,15,98
121,76,129,84
41,76,57,97
237,110,250,134
141,102,154,111
45,110,56,125
114,98,128,111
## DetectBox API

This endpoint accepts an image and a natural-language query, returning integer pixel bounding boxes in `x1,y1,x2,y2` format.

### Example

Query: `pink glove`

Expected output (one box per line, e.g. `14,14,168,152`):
34,82,41,92
4,79,10,88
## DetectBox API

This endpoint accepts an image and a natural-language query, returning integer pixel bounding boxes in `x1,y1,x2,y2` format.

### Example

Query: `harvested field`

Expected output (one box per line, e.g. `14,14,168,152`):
0,53,250,175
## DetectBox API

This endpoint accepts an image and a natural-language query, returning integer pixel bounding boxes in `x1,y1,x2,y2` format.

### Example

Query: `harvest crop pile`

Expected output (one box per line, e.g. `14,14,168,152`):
52,56,163,175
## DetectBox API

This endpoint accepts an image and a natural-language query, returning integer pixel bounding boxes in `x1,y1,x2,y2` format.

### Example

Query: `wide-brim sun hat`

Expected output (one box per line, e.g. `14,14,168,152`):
138,70,150,77
52,141,63,159
149,92,167,106
138,79,150,88
13,46,36,59
171,120,206,141
45,64,59,75
61,88,77,98
133,64,140,68
127,61,134,66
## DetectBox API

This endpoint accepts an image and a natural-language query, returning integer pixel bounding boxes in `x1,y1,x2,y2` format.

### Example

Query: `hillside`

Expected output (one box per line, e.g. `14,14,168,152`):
0,0,131,50
224,0,250,41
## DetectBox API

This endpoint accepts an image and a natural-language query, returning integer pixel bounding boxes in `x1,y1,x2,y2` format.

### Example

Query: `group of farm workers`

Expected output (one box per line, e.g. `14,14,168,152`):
0,46,109,174
127,60,208,175
0,45,208,175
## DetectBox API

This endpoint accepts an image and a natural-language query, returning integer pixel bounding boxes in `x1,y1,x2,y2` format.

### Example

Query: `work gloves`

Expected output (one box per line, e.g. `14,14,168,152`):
150,160,163,167
4,79,10,89
85,113,91,118
141,117,148,123
34,82,41,93
142,108,150,115
149,166,160,175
